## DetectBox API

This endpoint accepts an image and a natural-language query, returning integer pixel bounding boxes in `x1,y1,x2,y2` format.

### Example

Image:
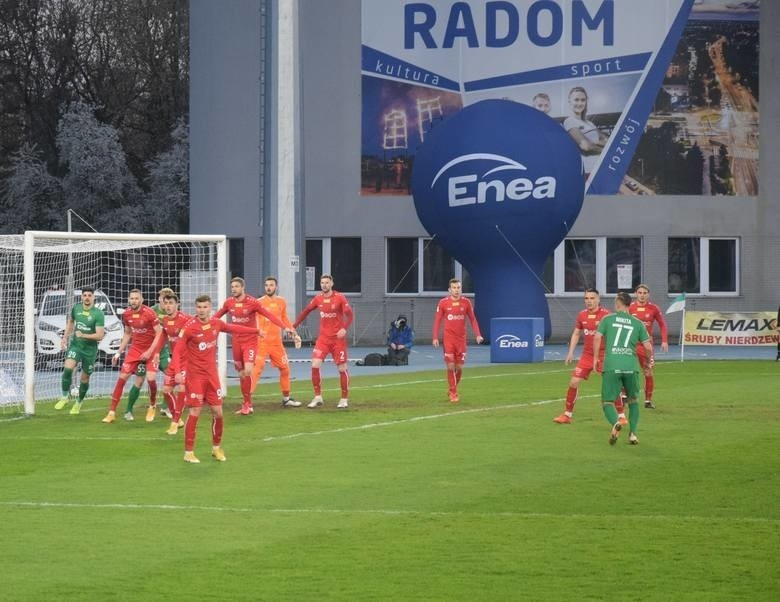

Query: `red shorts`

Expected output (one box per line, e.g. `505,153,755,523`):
442,339,467,365
572,354,601,380
184,372,224,407
636,344,654,370
121,347,158,375
231,338,257,370
313,337,348,365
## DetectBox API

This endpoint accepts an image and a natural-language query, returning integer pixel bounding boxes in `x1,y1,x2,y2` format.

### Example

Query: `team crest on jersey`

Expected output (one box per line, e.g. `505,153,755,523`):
201,324,211,330
235,303,243,308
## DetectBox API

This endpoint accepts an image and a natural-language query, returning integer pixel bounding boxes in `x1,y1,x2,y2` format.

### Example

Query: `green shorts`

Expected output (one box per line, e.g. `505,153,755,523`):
159,346,171,371
65,345,98,375
602,370,640,402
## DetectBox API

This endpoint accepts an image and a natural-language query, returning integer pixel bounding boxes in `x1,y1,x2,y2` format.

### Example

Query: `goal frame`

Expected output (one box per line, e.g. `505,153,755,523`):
21,231,227,415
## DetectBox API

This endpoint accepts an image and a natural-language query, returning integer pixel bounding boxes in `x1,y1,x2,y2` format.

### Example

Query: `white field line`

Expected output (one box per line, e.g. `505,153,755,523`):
0,500,776,525
1,368,570,423
0,395,577,442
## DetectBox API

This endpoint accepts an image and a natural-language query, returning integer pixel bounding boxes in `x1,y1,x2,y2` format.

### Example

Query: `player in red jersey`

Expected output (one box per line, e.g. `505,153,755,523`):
173,294,260,463
552,288,627,425
293,274,354,409
214,277,288,415
432,279,484,403
629,284,669,409
102,289,163,424
155,291,192,436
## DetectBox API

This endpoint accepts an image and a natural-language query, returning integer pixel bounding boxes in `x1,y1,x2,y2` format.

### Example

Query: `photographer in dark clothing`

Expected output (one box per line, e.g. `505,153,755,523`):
387,315,414,366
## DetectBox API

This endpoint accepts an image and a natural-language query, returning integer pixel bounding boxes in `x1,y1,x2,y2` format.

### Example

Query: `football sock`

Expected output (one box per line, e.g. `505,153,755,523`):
174,391,186,422
110,380,127,411
602,402,619,425
78,381,89,402
240,376,252,404
61,367,73,396
164,391,177,416
212,416,224,446
280,365,291,395
614,394,625,414
628,401,640,433
565,386,578,412
645,375,654,401
447,369,457,393
312,367,322,396
148,380,158,406
454,368,462,385
126,385,141,412
184,414,199,451
339,370,349,397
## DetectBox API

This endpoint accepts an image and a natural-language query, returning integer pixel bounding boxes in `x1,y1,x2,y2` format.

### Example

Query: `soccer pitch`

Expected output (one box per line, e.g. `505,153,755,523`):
1,360,778,601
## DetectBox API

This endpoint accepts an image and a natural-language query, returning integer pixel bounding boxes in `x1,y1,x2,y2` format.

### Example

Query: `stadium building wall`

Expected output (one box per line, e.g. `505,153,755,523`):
190,0,780,344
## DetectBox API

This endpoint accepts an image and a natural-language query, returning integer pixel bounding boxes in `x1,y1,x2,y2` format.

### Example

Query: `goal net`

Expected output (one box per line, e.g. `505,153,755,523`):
0,231,226,415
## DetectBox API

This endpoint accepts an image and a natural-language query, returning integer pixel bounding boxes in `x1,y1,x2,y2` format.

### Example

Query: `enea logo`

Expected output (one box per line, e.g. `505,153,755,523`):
431,153,557,207
495,334,528,349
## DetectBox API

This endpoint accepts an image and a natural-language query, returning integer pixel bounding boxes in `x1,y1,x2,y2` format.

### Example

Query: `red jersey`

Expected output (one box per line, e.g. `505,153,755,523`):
157,310,192,355
432,296,482,343
629,301,668,345
172,317,257,376
122,305,160,352
214,295,285,344
294,291,354,340
575,307,610,357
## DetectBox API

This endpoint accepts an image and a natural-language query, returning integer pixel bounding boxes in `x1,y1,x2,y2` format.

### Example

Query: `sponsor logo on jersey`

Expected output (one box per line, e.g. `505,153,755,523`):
320,311,338,319
198,340,216,352
447,314,465,321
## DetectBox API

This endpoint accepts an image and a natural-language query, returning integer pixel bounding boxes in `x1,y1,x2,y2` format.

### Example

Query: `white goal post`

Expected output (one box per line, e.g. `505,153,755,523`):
0,231,226,415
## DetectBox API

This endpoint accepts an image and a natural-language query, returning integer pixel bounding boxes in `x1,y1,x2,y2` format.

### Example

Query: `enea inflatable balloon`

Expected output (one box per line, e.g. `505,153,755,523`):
411,99,585,339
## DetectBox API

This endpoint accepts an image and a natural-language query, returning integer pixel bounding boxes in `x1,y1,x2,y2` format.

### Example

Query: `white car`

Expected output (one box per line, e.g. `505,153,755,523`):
35,289,124,368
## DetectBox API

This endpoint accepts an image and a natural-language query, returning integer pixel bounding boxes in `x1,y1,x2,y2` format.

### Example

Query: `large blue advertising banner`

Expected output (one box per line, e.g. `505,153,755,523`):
361,0,760,197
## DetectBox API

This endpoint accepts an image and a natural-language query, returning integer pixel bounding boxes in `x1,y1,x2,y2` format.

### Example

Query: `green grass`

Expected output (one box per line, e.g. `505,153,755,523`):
1,360,778,601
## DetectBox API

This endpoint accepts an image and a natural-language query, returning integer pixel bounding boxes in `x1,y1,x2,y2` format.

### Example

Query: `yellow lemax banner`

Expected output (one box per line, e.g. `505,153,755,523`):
683,311,779,346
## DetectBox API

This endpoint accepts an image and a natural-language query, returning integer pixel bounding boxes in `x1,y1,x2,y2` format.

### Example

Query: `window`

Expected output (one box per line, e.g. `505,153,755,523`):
305,238,361,293
668,237,738,295
545,237,642,295
386,238,473,294
606,238,642,294
228,238,245,280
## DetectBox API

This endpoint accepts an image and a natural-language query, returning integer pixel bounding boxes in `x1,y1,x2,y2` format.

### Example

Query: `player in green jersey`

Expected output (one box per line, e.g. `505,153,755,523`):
592,292,654,446
54,287,106,415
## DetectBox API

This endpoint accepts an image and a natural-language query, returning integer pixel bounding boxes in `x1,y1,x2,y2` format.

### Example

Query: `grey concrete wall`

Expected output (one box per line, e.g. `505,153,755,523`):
190,0,779,343
297,0,780,343
190,0,265,294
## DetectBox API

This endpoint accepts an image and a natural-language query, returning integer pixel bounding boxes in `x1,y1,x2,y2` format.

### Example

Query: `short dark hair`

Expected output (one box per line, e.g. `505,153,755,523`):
81,286,95,294
584,287,600,295
264,276,278,284
616,292,632,307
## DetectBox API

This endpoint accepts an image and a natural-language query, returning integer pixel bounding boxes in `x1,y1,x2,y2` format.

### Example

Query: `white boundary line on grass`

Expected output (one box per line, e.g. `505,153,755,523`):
0,396,577,442
0,500,776,525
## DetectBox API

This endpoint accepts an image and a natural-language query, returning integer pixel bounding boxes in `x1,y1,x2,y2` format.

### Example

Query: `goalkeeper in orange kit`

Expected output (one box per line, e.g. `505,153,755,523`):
247,276,302,412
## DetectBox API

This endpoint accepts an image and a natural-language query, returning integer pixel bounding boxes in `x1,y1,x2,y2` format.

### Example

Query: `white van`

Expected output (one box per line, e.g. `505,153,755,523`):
35,289,124,368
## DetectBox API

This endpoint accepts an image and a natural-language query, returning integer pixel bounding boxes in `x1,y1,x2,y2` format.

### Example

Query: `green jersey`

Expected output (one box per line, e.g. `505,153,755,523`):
596,310,650,372
69,303,105,352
